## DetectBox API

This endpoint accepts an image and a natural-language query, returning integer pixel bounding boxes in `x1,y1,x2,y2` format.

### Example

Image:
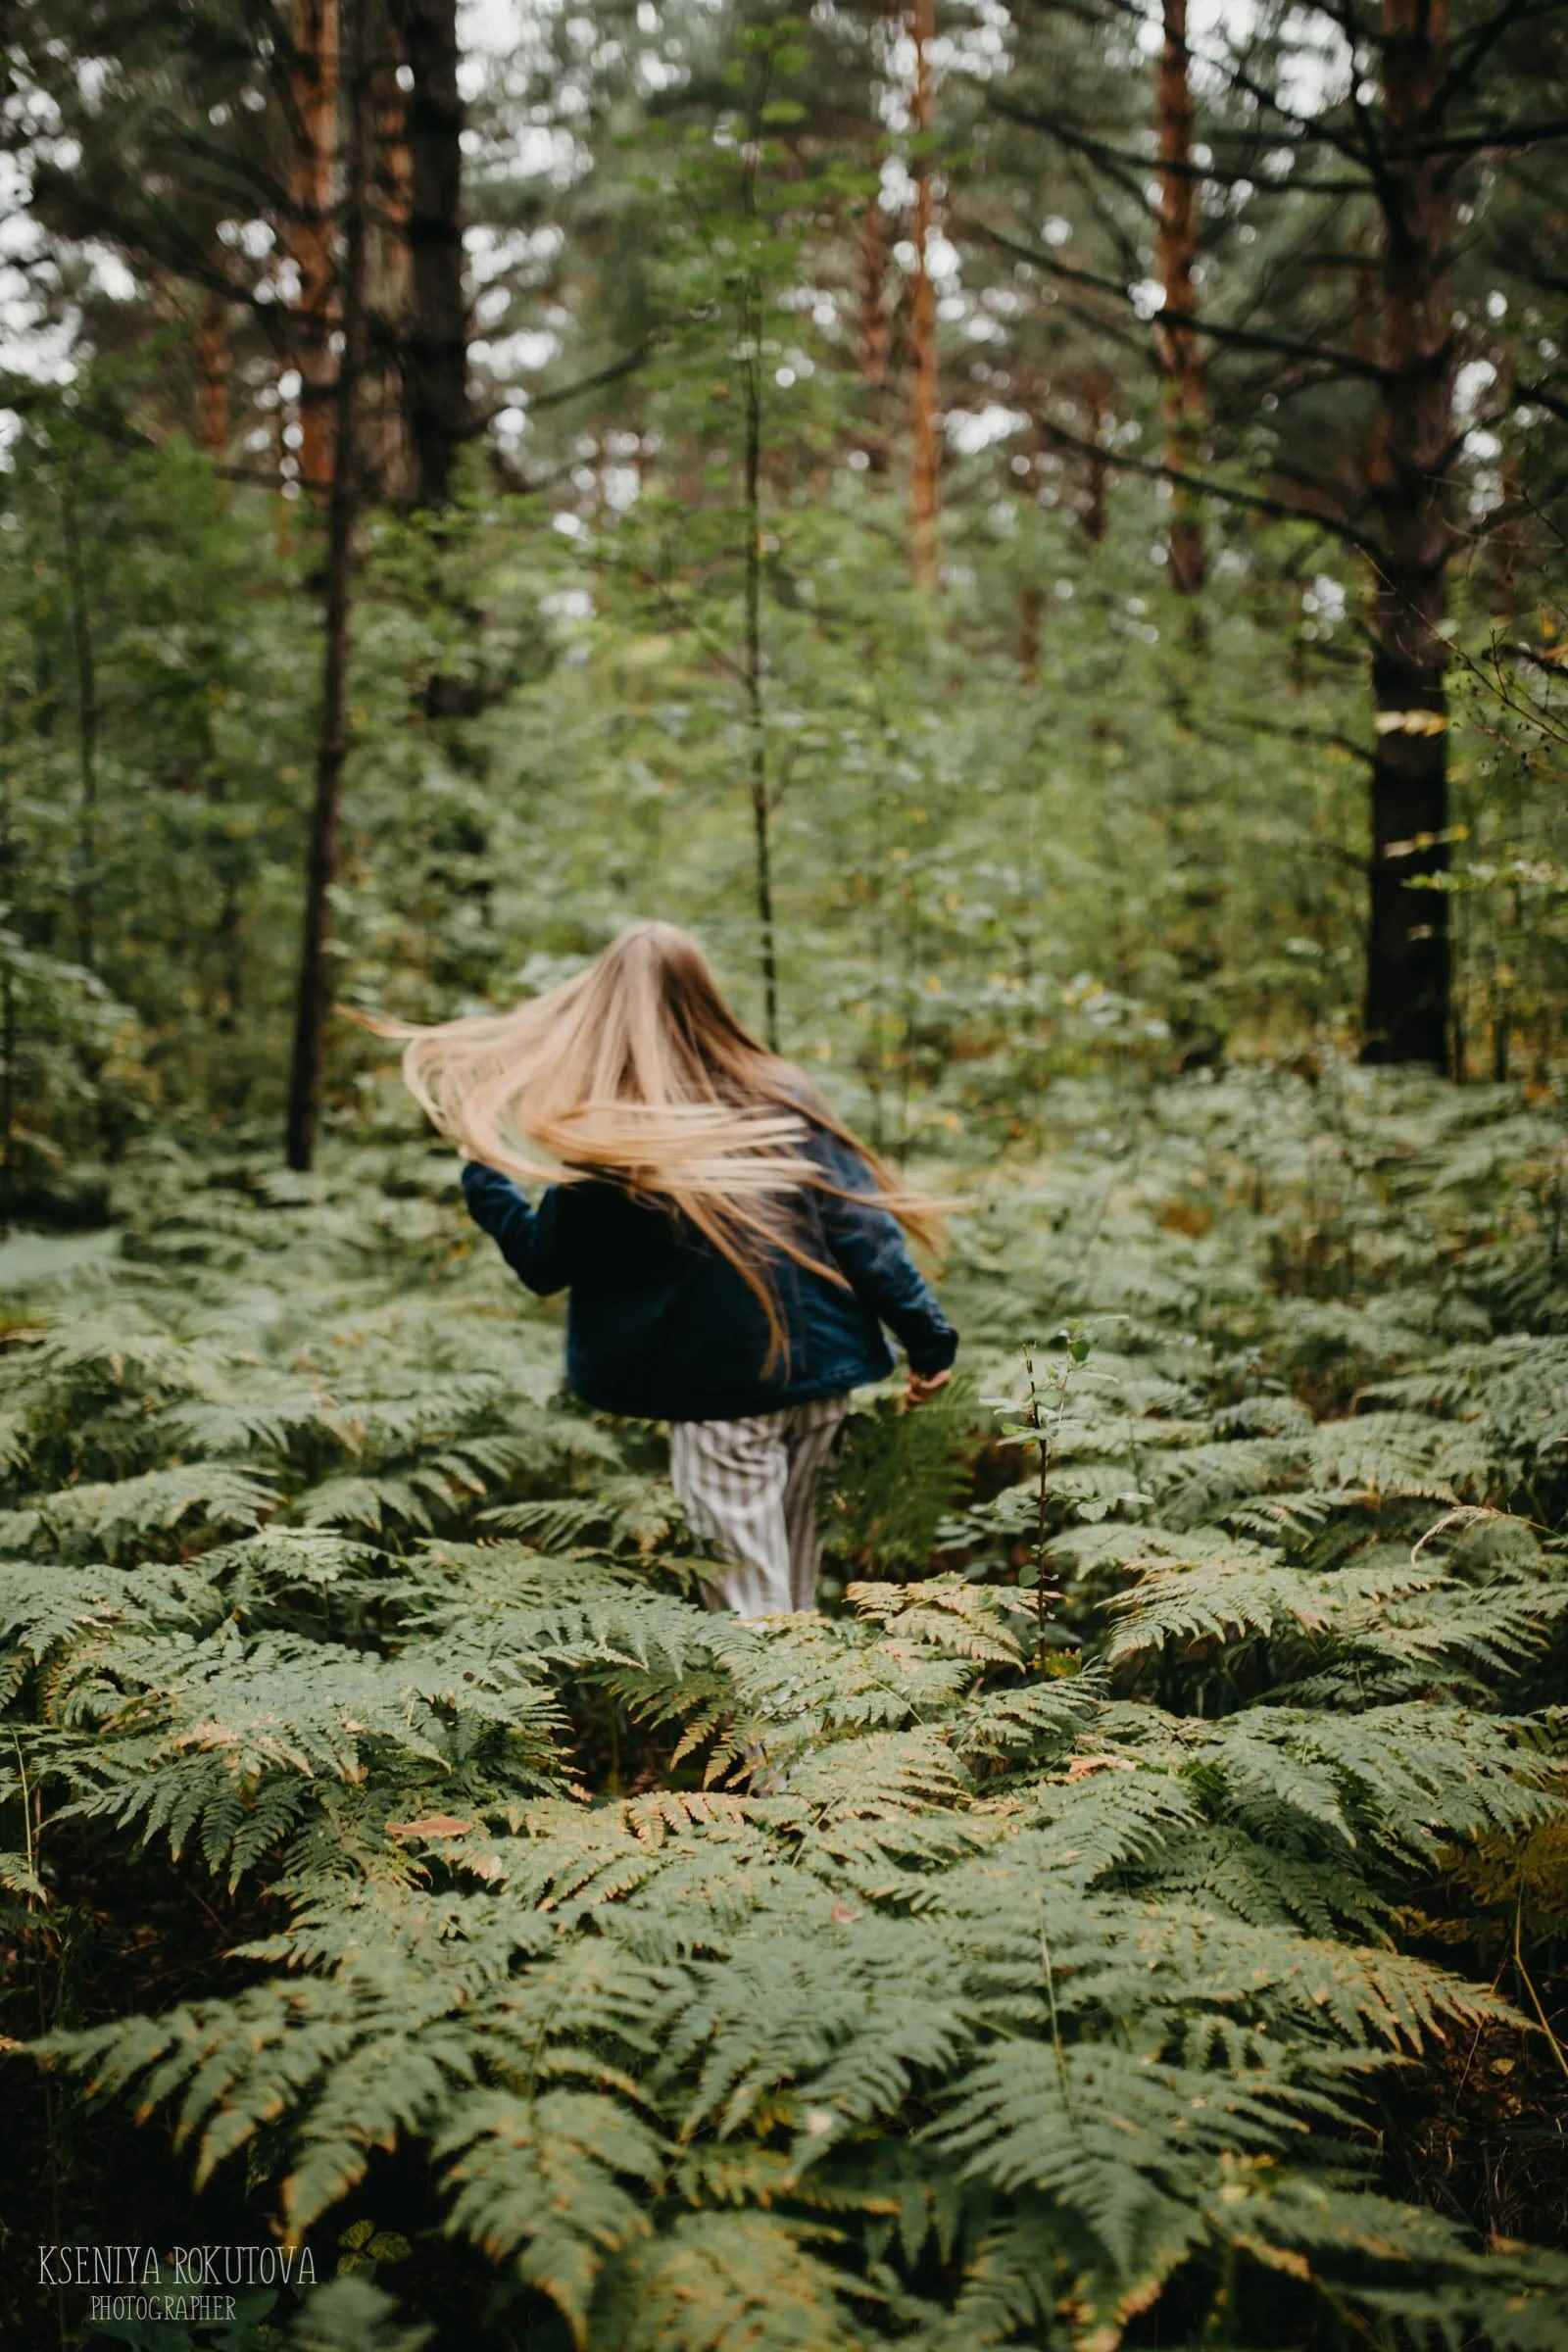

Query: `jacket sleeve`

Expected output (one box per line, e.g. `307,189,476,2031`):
811,1129,958,1377
460,1160,574,1298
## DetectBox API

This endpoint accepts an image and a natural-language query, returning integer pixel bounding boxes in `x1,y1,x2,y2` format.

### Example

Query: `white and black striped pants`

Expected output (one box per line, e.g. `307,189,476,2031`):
669,1392,852,1618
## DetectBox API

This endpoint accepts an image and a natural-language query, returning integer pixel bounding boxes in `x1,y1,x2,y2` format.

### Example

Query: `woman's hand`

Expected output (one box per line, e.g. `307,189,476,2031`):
906,1366,952,1406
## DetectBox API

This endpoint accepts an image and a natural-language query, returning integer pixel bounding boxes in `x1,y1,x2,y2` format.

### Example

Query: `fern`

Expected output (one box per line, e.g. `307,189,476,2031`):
435,2088,664,2334
0,1462,277,1559
823,1385,981,1573
10,1081,1568,2350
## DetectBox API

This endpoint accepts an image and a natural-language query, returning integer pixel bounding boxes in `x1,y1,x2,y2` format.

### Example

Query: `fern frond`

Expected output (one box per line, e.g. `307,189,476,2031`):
593,2212,870,2352
2,1464,275,1560
435,2088,663,2338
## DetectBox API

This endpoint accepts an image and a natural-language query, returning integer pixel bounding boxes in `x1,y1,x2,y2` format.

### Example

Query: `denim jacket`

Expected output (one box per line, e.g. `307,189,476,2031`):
459,1122,957,1423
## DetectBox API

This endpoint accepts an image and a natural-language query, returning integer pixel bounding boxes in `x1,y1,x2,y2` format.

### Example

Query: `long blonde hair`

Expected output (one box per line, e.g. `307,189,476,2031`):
351,921,946,1364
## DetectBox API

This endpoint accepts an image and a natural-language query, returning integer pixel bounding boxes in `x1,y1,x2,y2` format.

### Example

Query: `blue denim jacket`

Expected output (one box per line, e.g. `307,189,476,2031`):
459,1123,957,1423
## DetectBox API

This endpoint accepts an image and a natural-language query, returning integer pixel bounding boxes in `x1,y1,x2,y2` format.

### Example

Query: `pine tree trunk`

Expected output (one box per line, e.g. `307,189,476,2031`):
1361,0,1455,1070
907,0,940,592
393,0,468,511
369,36,415,504
285,0,371,1172
193,291,231,461
286,0,339,498
1154,0,1205,598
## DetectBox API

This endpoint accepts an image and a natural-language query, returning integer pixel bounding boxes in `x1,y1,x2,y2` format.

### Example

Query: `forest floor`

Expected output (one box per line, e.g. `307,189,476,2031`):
3,1062,1568,2351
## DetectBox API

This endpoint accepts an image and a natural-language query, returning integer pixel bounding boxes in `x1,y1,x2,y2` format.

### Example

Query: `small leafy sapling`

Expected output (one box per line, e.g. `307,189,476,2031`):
992,1326,1095,1667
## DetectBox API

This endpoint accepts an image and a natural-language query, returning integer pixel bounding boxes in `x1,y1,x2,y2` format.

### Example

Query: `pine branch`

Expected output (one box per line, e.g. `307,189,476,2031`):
957,212,1388,384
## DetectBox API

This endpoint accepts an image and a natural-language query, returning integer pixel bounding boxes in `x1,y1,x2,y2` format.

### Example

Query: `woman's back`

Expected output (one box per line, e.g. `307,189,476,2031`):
461,1114,956,1422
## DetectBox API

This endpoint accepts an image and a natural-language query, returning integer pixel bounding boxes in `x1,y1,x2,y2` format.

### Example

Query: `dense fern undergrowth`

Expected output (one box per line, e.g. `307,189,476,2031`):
4,1066,1568,2351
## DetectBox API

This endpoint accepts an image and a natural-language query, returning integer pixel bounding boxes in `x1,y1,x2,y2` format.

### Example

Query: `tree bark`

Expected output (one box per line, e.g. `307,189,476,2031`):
368,32,415,503
193,290,231,460
907,0,940,592
1361,0,1456,1070
285,0,339,498
392,0,468,511
285,0,371,1172
1154,0,1205,598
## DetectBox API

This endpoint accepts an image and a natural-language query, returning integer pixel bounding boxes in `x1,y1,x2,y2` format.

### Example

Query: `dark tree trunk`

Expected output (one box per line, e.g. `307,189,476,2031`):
60,476,98,974
392,0,468,512
285,0,339,498
1018,579,1041,680
907,0,939,592
368,33,415,504
285,0,371,1172
1155,0,1219,1062
740,128,778,1051
1154,0,1205,599
1361,0,1455,1070
193,290,231,460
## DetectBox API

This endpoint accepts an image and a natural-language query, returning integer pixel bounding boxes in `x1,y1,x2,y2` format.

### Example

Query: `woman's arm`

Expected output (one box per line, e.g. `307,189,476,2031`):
460,1161,574,1297
811,1131,958,1377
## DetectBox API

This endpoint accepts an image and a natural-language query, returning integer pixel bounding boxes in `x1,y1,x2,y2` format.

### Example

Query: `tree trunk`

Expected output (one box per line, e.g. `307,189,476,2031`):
741,169,778,1049
285,0,371,1172
1080,372,1109,543
1361,0,1455,1070
1154,0,1205,598
907,0,940,592
193,291,231,460
368,35,415,504
286,0,339,498
392,0,468,511
858,190,891,474
60,476,98,975
1018,581,1042,680
1154,0,1219,1059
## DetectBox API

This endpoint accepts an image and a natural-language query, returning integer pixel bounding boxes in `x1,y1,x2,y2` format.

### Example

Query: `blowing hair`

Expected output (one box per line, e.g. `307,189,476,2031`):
350,921,948,1366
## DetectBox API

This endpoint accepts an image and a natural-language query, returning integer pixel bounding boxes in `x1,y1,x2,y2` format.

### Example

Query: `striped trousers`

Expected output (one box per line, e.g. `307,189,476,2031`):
669,1393,852,1618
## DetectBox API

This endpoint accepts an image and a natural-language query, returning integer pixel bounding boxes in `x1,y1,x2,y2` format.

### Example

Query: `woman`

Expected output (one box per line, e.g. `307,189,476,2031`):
367,921,957,1619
